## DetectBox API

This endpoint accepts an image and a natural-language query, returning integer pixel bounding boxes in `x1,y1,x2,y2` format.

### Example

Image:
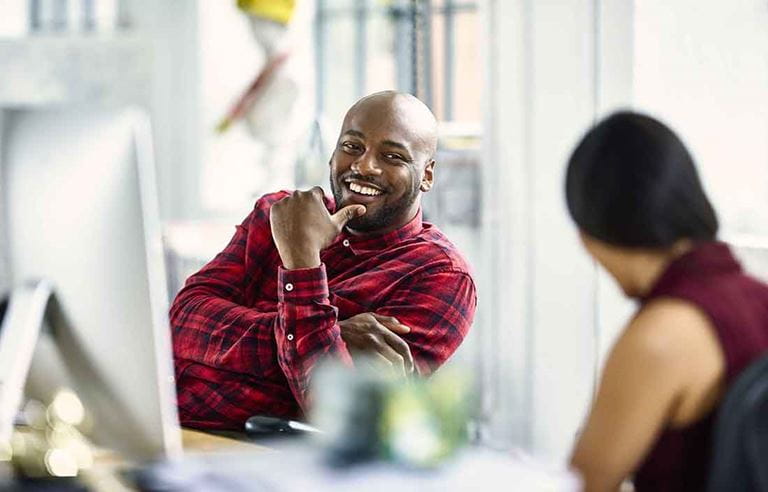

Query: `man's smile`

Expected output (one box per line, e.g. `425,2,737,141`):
343,178,387,204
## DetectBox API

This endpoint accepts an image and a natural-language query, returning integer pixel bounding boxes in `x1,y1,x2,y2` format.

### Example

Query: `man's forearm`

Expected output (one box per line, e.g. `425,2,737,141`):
170,288,279,376
274,264,353,412
171,266,352,414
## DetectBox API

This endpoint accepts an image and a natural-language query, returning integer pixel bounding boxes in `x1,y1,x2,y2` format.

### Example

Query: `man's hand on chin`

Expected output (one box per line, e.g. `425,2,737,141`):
270,187,366,270
338,312,415,377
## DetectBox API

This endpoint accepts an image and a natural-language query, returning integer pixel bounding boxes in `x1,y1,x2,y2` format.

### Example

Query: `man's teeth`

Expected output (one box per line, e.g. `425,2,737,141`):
349,182,383,196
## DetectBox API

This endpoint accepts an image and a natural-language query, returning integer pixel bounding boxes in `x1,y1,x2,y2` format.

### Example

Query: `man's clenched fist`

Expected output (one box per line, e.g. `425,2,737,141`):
270,187,366,270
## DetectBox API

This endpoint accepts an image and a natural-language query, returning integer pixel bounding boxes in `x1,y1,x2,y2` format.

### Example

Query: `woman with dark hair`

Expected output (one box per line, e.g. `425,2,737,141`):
566,112,768,491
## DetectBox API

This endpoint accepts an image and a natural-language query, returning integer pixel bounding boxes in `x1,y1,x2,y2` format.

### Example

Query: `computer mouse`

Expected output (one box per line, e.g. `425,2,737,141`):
244,415,321,436
245,415,293,435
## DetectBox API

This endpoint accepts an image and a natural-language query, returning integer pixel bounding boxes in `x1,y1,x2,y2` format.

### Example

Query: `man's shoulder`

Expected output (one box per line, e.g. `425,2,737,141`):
242,191,293,224
251,190,335,213
410,222,474,278
253,190,293,209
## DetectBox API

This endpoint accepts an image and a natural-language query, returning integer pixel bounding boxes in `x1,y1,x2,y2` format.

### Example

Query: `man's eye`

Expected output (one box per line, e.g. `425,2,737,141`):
342,142,360,152
386,153,404,161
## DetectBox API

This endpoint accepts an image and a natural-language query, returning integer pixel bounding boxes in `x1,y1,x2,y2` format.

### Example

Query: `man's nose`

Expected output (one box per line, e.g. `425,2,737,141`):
352,152,383,176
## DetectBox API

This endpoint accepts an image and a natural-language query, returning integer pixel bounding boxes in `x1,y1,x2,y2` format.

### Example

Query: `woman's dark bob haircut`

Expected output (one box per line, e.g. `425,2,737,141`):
565,111,718,248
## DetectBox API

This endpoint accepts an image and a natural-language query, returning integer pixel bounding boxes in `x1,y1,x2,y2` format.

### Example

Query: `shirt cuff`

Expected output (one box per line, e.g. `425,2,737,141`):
278,264,329,304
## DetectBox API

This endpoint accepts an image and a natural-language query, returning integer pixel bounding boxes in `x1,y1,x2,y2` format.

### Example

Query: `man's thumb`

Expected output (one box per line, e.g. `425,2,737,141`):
331,204,366,227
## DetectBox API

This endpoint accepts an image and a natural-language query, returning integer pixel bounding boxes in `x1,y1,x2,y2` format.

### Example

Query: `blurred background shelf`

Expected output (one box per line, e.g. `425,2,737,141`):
0,34,150,107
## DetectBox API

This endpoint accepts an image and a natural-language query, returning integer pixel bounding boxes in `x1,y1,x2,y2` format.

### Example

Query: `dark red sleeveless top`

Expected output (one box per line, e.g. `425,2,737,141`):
634,241,768,491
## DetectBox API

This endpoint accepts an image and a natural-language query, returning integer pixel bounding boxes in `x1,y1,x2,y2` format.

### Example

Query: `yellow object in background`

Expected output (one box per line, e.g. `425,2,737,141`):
237,0,297,25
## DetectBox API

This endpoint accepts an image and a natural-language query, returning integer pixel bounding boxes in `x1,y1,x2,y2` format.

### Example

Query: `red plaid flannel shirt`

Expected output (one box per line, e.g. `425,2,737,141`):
170,191,477,429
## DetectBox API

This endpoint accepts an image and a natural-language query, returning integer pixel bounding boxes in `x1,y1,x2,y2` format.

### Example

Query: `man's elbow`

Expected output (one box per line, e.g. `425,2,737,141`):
168,291,188,328
168,284,212,326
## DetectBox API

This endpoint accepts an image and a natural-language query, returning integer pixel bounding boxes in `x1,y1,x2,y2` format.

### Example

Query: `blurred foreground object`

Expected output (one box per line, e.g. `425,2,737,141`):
7,390,93,479
311,360,472,468
129,361,578,491
135,360,579,491
382,368,471,467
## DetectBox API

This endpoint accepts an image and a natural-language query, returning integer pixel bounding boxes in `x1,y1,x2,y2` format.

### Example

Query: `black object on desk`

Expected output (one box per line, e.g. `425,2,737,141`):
244,415,320,437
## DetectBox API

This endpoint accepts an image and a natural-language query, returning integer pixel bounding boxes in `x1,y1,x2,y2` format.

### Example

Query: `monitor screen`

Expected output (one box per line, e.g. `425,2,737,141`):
1,107,182,461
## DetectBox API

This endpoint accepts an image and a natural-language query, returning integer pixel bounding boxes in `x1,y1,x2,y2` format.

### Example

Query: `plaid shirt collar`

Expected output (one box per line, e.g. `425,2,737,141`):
333,208,424,254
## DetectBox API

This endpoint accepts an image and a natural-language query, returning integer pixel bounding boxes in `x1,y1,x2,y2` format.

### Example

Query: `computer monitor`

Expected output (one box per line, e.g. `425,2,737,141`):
0,106,182,461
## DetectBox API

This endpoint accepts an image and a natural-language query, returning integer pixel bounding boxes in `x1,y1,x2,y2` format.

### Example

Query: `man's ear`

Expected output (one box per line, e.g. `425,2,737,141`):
420,159,435,192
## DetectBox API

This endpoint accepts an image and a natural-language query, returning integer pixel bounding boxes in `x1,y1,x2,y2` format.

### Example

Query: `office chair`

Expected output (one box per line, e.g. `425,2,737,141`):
707,352,768,492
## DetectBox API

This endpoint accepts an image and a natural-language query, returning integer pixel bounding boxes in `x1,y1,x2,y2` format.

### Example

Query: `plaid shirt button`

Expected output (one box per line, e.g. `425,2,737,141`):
287,334,294,341
285,283,294,292
342,239,350,247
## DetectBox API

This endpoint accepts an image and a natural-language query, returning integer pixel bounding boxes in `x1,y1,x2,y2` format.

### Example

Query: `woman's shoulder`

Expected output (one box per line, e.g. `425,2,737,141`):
620,298,725,424
625,297,721,365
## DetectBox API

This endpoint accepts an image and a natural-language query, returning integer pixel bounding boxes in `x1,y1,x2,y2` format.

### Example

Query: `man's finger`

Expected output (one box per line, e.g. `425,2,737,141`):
366,319,413,373
372,314,411,334
375,343,407,377
381,330,414,374
360,332,407,377
309,186,325,199
330,204,366,229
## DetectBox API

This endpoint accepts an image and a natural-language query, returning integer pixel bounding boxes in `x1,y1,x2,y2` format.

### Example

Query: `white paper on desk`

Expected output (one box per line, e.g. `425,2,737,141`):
184,443,581,492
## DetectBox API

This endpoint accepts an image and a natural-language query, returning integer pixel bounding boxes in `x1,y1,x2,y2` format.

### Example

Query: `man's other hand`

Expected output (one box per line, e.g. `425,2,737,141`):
270,187,366,270
339,313,415,377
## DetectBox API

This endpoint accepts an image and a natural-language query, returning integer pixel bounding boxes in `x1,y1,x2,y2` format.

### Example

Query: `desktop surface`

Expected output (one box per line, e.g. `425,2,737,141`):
0,428,269,491
1,426,580,491
137,439,580,492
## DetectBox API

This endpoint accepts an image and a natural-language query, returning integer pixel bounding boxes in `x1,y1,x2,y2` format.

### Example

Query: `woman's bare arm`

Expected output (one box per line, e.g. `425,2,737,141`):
570,298,724,491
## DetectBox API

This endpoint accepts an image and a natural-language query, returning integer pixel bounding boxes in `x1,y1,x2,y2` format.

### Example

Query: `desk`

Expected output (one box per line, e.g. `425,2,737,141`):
82,429,269,491
4,430,581,491
132,439,582,492
181,428,269,454
0,428,270,491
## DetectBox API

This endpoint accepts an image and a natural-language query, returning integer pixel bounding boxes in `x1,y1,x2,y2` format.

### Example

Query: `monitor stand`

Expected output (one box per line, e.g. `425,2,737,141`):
0,279,54,443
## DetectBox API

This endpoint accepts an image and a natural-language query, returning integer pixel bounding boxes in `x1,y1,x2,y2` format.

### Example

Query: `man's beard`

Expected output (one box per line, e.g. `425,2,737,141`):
331,173,421,233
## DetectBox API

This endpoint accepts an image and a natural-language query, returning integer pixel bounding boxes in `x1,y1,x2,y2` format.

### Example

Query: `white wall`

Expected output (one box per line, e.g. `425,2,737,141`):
634,0,768,239
122,0,202,221
526,0,600,460
479,0,535,450
480,0,636,461
196,0,268,214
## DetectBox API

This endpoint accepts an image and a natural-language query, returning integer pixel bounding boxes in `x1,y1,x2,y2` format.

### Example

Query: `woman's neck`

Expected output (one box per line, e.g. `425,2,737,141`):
621,240,694,297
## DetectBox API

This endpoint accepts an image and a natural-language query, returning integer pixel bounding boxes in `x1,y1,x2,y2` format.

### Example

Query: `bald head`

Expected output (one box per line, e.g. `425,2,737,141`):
329,91,438,235
342,91,438,161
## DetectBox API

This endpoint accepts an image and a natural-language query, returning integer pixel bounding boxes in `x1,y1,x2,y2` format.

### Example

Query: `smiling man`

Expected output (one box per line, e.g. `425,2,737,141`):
170,91,477,429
